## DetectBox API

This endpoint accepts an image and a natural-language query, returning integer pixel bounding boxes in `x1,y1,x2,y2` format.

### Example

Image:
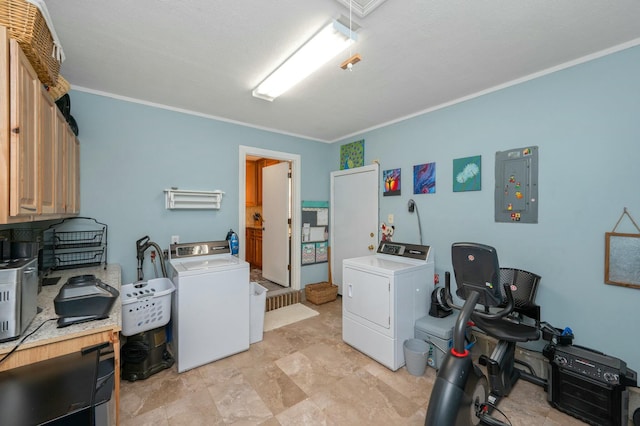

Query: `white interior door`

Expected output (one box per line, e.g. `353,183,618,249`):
330,163,379,294
262,161,290,286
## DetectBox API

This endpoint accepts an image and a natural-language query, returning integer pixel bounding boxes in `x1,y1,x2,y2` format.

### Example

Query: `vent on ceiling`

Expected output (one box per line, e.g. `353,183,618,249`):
334,0,389,18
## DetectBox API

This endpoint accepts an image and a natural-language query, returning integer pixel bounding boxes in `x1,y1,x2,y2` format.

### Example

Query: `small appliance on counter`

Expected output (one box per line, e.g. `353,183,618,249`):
0,257,39,342
54,275,119,327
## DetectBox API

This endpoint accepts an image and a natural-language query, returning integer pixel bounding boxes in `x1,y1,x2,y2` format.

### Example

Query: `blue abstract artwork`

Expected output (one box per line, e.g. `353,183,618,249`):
413,162,436,194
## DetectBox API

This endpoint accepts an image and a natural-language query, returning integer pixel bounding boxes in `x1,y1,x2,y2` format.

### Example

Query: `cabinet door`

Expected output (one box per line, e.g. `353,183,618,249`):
39,88,57,214
245,228,255,265
9,40,40,216
245,160,257,207
254,228,263,269
53,109,66,213
64,128,80,214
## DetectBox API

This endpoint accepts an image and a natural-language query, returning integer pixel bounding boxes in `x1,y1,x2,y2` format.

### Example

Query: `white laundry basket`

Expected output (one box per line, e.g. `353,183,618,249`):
121,278,175,336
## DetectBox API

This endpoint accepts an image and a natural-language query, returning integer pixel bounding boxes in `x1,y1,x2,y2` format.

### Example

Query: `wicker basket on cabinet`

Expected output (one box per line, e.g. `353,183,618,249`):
0,0,61,85
47,75,69,100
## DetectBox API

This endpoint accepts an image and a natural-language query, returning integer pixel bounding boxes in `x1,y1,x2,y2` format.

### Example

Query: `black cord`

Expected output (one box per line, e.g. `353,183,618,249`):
0,318,57,365
479,402,513,426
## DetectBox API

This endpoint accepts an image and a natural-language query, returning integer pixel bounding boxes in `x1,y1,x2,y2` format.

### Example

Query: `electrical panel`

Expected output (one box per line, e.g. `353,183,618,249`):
494,146,538,223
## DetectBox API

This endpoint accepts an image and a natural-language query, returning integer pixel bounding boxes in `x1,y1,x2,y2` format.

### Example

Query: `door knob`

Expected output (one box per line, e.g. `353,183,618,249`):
370,232,374,237
368,244,374,251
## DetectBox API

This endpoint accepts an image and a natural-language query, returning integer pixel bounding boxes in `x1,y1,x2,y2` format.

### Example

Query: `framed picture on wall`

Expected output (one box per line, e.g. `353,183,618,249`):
383,168,401,196
413,162,436,194
605,232,640,289
340,140,364,170
453,155,481,192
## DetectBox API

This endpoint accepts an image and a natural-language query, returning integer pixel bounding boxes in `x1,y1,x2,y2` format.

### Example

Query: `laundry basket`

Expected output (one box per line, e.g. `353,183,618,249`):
121,278,175,336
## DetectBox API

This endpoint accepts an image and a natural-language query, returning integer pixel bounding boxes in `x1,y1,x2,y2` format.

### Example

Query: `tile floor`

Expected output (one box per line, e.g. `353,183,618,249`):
250,268,291,296
120,298,588,425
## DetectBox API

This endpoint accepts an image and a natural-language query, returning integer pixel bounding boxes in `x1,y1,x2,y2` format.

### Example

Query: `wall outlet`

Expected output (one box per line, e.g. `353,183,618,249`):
388,214,394,224
171,235,180,244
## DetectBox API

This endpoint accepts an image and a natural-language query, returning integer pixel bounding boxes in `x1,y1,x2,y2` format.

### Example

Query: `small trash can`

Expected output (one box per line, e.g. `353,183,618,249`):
250,282,267,344
404,338,429,376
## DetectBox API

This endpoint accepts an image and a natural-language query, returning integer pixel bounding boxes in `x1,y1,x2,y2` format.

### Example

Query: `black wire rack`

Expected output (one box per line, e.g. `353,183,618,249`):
43,217,108,270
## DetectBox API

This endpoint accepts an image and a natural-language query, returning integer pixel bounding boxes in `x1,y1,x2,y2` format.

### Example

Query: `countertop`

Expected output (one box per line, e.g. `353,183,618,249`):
0,264,122,354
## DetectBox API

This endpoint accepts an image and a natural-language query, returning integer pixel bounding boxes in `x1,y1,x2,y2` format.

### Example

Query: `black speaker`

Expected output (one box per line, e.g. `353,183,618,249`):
547,344,637,426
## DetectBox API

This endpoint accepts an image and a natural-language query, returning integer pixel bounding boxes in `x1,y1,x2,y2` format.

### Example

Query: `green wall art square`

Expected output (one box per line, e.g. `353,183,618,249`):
453,155,481,192
340,139,364,170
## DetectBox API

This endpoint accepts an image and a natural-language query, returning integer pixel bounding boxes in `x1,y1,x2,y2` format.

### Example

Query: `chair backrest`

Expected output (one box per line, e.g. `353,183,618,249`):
451,242,503,307
498,267,541,322
499,268,540,309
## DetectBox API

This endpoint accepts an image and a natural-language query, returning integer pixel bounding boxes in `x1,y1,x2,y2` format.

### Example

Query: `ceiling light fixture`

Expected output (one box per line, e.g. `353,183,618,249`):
252,20,357,101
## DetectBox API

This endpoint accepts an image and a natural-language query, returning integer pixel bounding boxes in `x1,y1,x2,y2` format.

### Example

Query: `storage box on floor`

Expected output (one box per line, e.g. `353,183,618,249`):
414,314,457,369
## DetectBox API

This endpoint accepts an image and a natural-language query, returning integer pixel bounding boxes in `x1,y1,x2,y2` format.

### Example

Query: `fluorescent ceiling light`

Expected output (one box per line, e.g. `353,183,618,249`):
252,20,357,101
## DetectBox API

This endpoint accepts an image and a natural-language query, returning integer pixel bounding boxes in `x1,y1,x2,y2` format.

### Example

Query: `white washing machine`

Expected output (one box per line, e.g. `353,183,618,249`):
167,240,250,372
342,242,434,371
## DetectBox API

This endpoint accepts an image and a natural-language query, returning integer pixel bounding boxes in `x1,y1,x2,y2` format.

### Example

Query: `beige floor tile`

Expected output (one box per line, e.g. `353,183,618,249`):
119,298,607,425
276,398,334,426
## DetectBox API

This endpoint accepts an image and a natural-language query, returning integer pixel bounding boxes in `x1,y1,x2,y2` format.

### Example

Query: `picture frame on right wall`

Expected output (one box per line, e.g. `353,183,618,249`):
453,155,481,192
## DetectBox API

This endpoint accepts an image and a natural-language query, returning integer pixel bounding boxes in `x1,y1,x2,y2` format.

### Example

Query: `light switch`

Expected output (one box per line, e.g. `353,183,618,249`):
388,214,394,224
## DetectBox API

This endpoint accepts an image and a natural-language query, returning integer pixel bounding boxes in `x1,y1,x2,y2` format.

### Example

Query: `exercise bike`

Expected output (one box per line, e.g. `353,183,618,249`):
425,242,545,426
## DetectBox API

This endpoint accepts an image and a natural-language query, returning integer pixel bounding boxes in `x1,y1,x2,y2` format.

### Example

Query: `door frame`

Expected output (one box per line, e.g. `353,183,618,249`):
239,145,301,291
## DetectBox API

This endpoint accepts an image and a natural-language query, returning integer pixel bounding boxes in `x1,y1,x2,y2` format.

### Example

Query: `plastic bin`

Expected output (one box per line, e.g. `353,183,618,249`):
250,282,267,343
403,338,429,376
121,278,175,336
414,314,457,370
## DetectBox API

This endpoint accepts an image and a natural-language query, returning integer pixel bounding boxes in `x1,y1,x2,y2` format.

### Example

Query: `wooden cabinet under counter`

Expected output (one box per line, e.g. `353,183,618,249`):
0,264,122,425
246,227,262,268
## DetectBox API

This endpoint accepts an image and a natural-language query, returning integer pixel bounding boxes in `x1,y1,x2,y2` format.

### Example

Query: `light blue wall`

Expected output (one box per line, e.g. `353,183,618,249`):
67,91,332,285
42,44,639,369
332,45,640,369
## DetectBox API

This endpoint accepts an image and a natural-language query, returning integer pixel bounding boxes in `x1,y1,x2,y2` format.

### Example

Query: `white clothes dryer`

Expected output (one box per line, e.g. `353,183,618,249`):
342,242,434,371
167,240,250,373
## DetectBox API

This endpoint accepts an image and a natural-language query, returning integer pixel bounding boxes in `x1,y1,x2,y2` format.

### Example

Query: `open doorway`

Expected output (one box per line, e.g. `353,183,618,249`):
239,146,301,292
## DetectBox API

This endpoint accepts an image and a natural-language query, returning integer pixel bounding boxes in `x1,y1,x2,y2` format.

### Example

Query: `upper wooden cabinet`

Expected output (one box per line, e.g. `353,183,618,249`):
246,160,257,207
64,126,80,214
246,158,280,207
40,85,57,215
0,28,80,223
9,38,40,217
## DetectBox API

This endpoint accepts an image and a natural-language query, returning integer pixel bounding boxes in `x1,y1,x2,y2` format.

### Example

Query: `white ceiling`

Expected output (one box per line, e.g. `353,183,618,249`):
46,0,640,143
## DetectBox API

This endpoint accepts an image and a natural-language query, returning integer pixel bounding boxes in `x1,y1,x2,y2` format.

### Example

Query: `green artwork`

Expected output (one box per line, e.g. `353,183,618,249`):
453,155,481,192
340,140,364,170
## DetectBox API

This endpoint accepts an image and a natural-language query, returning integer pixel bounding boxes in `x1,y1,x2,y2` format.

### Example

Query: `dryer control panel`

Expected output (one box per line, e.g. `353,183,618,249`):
377,242,431,261
169,240,230,259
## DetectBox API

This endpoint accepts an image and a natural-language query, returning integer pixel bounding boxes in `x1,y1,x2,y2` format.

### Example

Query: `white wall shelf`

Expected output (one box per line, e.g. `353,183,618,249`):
164,189,224,210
